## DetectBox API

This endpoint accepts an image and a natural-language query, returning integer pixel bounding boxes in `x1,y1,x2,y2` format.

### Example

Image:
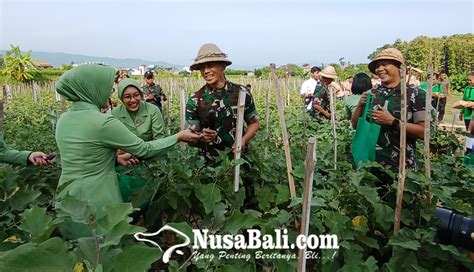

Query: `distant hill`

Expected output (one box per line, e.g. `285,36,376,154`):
0,50,180,69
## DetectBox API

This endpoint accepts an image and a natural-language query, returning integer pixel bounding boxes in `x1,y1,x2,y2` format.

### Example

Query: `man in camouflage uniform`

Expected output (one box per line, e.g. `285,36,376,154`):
310,65,338,121
142,70,167,112
186,43,260,159
351,48,428,170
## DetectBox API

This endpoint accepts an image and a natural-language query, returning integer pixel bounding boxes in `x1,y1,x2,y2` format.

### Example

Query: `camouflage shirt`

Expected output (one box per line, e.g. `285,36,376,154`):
186,81,259,156
310,83,331,120
370,84,428,170
142,83,167,110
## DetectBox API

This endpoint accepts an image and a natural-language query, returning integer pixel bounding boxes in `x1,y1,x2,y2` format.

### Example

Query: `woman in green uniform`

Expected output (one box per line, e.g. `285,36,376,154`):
112,78,165,205
55,64,200,238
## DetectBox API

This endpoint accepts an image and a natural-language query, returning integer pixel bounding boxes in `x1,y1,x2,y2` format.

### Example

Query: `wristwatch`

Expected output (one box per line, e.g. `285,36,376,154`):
391,119,400,131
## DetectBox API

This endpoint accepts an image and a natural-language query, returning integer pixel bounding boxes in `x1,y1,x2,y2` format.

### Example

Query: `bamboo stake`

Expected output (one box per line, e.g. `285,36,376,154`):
328,84,337,170
270,63,296,198
297,137,317,272
179,89,186,131
32,81,37,103
424,64,433,179
167,81,173,135
233,90,247,192
265,85,270,138
4,84,11,103
394,64,408,234
61,97,67,113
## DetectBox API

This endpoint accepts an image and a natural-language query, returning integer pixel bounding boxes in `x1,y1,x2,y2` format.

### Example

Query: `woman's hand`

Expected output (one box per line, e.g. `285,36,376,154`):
28,152,53,166
177,129,202,143
117,153,142,166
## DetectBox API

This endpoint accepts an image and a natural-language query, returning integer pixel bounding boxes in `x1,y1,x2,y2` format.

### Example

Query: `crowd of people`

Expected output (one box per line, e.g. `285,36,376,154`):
0,44,472,239
301,47,474,171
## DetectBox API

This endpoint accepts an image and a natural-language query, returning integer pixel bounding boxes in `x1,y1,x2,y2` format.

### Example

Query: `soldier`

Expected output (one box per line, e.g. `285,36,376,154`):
435,71,451,122
310,65,338,120
351,48,427,170
186,43,259,159
142,70,167,112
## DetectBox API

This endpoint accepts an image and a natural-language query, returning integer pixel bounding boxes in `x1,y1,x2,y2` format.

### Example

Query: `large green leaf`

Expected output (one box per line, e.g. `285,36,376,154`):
55,197,96,225
388,229,421,250
0,237,75,272
222,210,265,234
194,183,222,214
18,205,62,243
112,245,162,272
97,203,144,247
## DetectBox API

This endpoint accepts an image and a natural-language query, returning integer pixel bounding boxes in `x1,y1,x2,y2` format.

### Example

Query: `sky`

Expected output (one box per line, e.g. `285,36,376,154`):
0,0,473,67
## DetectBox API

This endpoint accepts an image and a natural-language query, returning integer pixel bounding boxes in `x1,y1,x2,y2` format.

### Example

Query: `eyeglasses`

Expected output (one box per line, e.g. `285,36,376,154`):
122,92,142,101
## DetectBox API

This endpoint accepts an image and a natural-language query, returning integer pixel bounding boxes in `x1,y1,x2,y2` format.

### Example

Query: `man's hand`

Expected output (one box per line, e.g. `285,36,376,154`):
201,128,218,144
357,91,369,107
232,140,247,153
460,113,464,121
372,108,395,126
117,153,142,166
146,93,155,101
28,152,53,166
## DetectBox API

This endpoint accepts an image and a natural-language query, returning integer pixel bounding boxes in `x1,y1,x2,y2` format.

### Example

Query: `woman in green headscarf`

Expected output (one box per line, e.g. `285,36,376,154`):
55,64,200,238
112,78,165,204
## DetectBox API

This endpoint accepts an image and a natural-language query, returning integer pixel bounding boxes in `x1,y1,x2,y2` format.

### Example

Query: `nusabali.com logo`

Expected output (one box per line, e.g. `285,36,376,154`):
134,225,339,263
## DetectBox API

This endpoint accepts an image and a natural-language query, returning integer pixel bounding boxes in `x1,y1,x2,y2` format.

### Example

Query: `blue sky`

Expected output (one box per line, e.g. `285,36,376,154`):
0,0,472,67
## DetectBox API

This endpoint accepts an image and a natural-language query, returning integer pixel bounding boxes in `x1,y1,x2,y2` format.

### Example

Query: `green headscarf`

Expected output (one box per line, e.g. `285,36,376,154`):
117,78,142,100
56,64,115,109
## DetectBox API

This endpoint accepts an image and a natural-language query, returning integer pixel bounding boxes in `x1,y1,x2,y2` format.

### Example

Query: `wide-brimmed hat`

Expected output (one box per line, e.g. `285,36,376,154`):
190,43,232,71
368,48,405,73
319,65,338,79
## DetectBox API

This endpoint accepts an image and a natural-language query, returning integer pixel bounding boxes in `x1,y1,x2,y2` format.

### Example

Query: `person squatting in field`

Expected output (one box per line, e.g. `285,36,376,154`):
351,48,429,171
185,43,260,210
142,70,167,112
112,78,168,210
54,64,201,239
309,65,338,121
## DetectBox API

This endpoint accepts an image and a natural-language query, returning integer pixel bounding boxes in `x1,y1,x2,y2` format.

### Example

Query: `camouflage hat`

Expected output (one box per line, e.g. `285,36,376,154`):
368,48,405,73
319,65,338,79
190,43,232,71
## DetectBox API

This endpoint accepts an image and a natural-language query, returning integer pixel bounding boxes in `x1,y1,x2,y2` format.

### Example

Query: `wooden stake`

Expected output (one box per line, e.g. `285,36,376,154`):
32,81,37,103
179,89,186,131
61,97,67,113
167,82,173,135
394,64,408,234
270,63,296,198
4,84,11,103
265,85,270,138
297,137,317,272
233,90,247,192
328,84,338,170
424,64,433,179
0,99,4,133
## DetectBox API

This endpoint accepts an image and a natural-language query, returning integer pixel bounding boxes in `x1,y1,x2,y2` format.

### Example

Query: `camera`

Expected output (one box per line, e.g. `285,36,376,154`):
434,207,474,251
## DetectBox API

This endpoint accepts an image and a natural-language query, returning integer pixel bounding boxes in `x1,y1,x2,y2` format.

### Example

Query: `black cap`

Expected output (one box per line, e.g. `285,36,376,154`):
144,70,154,78
311,66,321,73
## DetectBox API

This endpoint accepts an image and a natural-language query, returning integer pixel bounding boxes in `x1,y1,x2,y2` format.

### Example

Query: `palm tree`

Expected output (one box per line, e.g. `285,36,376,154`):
1,45,38,82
